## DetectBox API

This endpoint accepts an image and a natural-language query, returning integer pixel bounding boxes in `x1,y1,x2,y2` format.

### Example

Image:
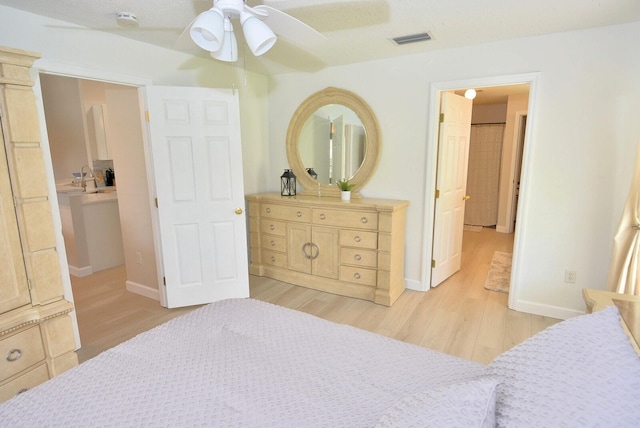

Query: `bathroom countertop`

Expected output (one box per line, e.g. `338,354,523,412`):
56,183,83,194
56,184,118,204
81,191,117,205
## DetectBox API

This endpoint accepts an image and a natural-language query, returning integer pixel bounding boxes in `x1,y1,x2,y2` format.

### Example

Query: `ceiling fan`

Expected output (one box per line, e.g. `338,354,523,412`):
185,0,325,62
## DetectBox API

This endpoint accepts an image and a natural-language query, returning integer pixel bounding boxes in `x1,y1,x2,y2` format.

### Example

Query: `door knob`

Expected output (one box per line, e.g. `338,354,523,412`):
463,195,471,201
235,208,243,215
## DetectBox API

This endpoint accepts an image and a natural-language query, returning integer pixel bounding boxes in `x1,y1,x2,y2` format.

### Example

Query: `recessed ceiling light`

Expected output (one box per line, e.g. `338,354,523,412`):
392,32,432,46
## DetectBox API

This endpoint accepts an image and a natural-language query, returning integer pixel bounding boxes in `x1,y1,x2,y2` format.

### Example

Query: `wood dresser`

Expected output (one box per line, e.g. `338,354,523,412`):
0,46,78,402
246,193,409,306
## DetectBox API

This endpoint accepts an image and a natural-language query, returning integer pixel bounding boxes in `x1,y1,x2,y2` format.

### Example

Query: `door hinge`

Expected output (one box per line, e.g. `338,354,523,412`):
435,189,440,199
431,259,436,268
145,110,150,122
27,279,33,290
155,197,158,208
439,113,445,123
163,276,166,286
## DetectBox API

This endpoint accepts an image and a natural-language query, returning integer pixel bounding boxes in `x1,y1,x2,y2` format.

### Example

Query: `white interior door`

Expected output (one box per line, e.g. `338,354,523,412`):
147,86,249,308
431,92,473,287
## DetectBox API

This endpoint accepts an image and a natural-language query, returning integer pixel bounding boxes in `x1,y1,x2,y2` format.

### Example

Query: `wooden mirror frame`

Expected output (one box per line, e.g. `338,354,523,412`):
286,87,381,198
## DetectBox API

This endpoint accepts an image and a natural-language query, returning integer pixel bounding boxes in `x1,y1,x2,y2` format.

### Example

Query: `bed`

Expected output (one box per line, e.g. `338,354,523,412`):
1,298,639,427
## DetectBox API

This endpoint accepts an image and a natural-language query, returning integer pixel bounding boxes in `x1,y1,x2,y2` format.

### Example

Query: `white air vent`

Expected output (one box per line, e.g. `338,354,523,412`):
392,32,432,45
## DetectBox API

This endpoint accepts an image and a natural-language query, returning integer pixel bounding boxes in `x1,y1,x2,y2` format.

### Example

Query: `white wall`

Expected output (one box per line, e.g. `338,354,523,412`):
104,86,159,295
267,22,640,318
39,74,88,183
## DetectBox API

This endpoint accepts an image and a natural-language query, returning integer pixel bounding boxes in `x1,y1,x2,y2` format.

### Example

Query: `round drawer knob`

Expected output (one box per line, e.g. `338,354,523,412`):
297,211,302,217
354,236,361,243
270,240,276,246
269,224,275,230
6,349,22,362
361,217,368,224
354,273,361,279
320,214,326,220
355,254,362,261
266,207,271,214
271,256,276,262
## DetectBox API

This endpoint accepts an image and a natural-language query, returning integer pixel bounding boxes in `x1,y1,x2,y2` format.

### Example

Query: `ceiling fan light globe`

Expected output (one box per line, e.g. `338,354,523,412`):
190,8,225,52
211,20,238,62
241,12,277,56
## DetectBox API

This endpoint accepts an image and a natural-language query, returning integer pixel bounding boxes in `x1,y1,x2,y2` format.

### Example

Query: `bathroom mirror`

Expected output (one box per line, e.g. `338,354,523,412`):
286,87,381,198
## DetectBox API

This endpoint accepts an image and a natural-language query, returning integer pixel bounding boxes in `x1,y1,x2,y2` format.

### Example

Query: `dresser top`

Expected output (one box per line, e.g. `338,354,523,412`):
246,192,409,211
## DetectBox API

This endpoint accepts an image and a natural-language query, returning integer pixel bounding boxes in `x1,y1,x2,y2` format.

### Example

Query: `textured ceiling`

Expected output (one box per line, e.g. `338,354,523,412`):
1,0,640,75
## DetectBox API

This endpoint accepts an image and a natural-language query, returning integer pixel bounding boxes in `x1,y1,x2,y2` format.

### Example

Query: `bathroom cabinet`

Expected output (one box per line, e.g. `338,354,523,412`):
57,189,124,276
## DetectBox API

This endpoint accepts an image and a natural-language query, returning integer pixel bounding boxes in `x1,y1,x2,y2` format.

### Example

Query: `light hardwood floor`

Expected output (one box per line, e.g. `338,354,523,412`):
71,227,559,364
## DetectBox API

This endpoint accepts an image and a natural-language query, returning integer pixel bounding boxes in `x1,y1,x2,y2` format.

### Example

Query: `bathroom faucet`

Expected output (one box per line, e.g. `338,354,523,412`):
80,165,95,192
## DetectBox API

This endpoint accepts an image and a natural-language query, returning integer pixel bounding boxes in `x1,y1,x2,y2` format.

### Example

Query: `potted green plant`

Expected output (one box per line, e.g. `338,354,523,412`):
337,180,355,201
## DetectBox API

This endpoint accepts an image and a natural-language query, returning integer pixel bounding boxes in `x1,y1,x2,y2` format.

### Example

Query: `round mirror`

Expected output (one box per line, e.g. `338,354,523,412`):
286,87,380,198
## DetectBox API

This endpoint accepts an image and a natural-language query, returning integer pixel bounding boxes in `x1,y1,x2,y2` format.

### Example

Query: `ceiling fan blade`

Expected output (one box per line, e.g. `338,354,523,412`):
252,5,325,45
261,1,389,33
175,15,199,50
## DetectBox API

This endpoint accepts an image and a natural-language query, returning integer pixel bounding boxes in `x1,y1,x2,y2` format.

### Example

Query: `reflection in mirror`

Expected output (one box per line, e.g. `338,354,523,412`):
299,104,366,185
287,87,380,198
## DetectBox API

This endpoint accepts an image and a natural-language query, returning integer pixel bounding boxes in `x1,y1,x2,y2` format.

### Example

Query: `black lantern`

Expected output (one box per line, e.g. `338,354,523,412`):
306,167,318,180
280,169,296,196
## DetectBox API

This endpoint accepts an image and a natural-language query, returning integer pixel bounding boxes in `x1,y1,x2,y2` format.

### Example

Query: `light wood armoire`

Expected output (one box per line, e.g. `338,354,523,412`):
0,46,78,402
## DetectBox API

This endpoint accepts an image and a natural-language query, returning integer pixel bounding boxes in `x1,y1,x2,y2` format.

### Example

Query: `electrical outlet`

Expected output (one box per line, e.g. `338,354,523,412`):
564,270,576,284
136,252,143,265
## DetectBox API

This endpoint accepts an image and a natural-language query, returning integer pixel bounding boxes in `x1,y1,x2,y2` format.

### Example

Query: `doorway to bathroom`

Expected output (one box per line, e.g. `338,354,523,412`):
424,73,538,311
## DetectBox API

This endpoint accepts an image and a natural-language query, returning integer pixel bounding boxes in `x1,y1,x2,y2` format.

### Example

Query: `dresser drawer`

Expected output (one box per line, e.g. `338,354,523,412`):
262,204,311,222
1,327,46,381
341,247,377,268
261,234,286,253
340,266,377,286
313,208,378,230
0,363,49,403
260,219,287,236
340,230,377,249
262,249,287,268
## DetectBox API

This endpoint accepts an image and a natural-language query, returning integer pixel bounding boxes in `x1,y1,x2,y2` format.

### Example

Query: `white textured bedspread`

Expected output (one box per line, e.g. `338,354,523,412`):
0,298,484,427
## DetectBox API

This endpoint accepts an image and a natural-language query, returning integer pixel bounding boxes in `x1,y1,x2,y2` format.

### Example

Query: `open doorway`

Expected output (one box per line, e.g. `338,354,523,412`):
37,72,164,360
422,73,539,309
456,86,529,296
39,73,161,300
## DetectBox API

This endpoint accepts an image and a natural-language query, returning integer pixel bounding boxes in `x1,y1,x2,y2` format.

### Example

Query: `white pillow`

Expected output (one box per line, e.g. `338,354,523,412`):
375,378,498,428
487,306,640,427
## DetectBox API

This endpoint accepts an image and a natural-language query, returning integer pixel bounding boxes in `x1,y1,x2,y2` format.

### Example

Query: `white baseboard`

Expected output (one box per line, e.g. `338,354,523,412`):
68,265,93,277
405,278,428,292
404,278,583,320
510,299,584,320
495,225,511,233
126,280,160,301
